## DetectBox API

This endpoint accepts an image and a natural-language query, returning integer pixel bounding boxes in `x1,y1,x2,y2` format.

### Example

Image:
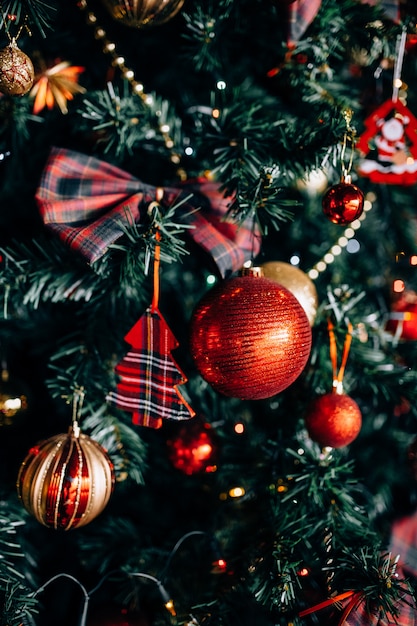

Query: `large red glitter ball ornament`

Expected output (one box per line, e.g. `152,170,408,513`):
17,423,115,530
386,291,417,341
0,40,34,96
167,418,219,475
322,180,364,225
189,269,312,400
304,392,362,448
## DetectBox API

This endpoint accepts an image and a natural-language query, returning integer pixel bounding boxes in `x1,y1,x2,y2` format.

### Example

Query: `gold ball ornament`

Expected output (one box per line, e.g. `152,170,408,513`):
0,39,34,96
261,261,319,326
17,422,115,530
101,0,185,28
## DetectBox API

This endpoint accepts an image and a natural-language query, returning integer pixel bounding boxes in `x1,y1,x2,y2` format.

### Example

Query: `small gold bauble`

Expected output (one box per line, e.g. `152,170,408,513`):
17,424,115,530
0,40,34,96
101,0,185,28
261,261,319,326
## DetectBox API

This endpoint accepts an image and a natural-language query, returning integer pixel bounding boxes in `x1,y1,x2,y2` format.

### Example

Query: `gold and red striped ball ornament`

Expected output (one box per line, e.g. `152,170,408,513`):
189,267,312,400
17,421,115,530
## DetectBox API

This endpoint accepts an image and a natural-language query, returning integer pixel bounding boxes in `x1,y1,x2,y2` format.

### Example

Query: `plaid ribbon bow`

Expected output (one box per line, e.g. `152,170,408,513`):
35,148,260,278
288,0,398,47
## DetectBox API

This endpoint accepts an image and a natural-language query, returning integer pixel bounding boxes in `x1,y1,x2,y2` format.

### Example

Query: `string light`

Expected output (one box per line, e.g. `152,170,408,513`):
229,486,245,498
77,0,186,178
30,530,226,625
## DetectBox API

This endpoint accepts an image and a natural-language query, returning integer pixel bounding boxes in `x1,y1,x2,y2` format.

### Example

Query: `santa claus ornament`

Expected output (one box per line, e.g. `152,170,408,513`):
304,320,362,449
357,28,417,185
357,99,417,185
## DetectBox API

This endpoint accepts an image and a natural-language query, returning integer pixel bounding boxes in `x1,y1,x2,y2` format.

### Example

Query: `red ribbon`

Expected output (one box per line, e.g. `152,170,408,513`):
35,147,260,277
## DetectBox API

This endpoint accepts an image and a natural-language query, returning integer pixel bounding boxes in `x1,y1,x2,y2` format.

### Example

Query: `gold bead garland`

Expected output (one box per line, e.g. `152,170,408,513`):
77,0,186,179
307,193,374,280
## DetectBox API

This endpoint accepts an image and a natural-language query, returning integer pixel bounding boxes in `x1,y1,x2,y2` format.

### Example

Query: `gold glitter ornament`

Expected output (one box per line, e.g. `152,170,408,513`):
0,39,34,96
261,261,319,326
17,421,115,530
101,0,185,28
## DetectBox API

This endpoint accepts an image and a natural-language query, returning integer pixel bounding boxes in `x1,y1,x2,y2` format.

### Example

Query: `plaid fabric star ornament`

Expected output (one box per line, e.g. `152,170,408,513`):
107,229,195,429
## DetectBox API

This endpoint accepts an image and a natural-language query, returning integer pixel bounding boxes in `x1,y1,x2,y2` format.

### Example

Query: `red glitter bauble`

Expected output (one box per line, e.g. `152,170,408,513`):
386,292,417,341
17,424,115,530
322,181,364,225
304,392,362,448
189,269,312,400
167,418,219,475
0,40,34,96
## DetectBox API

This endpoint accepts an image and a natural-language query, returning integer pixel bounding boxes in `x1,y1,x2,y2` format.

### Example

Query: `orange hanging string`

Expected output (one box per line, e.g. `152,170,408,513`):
151,229,161,314
149,188,164,314
328,319,353,394
298,590,356,617
337,591,364,624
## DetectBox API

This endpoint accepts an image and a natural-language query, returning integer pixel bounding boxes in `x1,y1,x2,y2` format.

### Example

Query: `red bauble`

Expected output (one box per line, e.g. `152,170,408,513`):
304,392,362,448
386,291,417,341
322,181,364,225
17,424,115,530
167,418,219,475
189,269,312,400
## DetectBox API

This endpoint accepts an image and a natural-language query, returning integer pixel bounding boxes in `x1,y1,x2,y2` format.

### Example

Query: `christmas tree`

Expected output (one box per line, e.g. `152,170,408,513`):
1,0,417,624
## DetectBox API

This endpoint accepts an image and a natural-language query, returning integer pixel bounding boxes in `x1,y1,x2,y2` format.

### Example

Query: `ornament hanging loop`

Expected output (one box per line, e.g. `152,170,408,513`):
147,189,164,314
0,0,31,43
71,387,85,436
340,108,356,182
151,228,161,314
392,25,407,104
144,188,163,279
328,319,353,394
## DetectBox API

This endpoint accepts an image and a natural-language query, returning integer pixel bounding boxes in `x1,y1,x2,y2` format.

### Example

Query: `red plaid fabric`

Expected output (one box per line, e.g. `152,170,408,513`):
288,0,321,45
362,0,399,21
35,148,260,278
390,511,417,579
106,307,195,429
343,592,416,625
